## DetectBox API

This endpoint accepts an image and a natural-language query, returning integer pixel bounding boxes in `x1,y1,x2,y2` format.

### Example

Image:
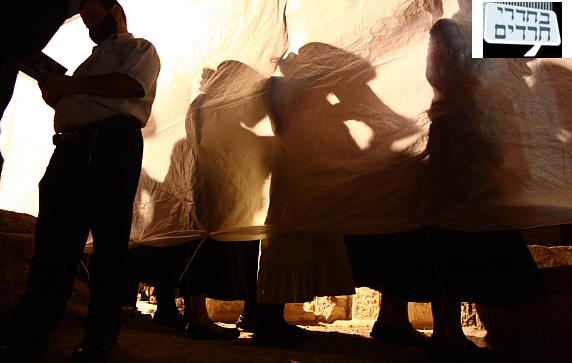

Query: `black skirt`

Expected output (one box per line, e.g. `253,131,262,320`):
345,227,546,307
178,238,259,301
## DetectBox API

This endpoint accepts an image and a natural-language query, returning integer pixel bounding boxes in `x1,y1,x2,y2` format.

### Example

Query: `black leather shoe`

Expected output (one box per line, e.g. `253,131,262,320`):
370,321,430,348
71,336,118,363
185,320,240,341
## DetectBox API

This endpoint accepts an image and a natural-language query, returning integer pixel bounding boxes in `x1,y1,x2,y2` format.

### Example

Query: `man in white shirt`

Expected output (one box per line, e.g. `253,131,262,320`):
1,1,160,362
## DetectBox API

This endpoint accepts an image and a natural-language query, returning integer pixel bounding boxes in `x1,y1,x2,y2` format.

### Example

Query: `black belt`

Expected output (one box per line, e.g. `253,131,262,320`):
53,116,139,146
52,129,82,144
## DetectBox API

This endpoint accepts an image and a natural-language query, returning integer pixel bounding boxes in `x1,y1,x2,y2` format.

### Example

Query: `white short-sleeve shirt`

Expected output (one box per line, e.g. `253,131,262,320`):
54,32,161,132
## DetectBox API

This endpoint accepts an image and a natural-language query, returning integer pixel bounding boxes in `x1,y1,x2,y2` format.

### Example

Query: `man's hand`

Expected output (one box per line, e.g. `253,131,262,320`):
38,73,144,109
40,73,144,101
41,91,60,109
39,75,78,98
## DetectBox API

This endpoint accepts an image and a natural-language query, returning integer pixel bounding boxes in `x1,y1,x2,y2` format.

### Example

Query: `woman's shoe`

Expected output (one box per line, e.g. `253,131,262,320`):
185,320,240,341
252,320,311,348
427,336,506,363
370,321,429,348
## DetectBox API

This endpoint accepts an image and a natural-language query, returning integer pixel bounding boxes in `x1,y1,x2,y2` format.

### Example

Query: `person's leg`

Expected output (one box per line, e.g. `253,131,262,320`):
430,301,472,348
370,295,429,347
236,240,261,331
177,239,239,340
1,142,91,363
8,143,91,347
378,295,410,329
429,301,503,363
177,241,239,339
121,248,142,309
151,246,182,326
187,293,210,328
182,293,239,340
83,120,143,341
70,119,143,363
252,303,312,348
153,283,180,326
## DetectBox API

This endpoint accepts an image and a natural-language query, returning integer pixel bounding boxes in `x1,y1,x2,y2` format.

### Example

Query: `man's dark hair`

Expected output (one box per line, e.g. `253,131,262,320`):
78,0,126,23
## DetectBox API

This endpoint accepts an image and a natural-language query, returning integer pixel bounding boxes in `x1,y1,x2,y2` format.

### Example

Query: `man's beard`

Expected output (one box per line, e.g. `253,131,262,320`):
89,11,119,44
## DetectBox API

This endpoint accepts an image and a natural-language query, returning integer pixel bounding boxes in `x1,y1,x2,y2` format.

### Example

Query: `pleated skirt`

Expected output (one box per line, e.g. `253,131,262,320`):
258,232,356,304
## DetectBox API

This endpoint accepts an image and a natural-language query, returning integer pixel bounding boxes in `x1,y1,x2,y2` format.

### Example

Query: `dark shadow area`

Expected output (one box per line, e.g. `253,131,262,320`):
1,1,70,178
478,266,572,363
290,330,427,363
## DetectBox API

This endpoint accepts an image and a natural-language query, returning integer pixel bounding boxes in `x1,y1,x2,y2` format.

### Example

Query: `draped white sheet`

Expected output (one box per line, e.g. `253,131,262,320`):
1,0,572,250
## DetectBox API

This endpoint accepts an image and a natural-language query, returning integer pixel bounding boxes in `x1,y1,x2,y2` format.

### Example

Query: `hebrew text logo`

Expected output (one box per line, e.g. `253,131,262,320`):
484,3,560,57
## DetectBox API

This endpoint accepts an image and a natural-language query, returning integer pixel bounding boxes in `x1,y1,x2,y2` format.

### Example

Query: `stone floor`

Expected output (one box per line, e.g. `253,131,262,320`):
132,301,570,363
18,314,572,363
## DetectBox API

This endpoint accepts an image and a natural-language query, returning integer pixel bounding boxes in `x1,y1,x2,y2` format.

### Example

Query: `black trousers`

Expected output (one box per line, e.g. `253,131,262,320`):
12,115,143,343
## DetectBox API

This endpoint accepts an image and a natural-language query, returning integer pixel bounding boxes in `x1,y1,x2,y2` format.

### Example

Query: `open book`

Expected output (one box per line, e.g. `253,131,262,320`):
19,52,67,82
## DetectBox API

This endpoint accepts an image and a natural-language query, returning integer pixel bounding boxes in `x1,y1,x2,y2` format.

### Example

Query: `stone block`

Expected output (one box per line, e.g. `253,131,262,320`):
409,302,433,330
207,299,244,324
351,287,380,320
461,302,483,329
528,245,572,268
285,303,317,323
305,295,351,323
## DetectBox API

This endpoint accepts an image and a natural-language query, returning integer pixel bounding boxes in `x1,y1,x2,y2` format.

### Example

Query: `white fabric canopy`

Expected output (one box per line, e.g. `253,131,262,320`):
2,0,572,250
